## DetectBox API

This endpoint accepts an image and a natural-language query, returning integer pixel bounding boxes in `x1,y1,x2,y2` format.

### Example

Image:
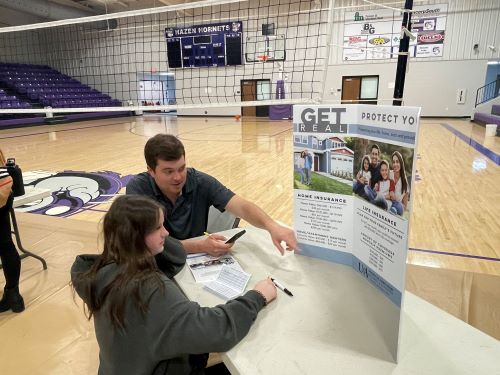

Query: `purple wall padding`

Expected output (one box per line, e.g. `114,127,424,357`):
0,116,45,128
269,79,292,120
64,111,130,121
0,112,130,129
269,105,292,120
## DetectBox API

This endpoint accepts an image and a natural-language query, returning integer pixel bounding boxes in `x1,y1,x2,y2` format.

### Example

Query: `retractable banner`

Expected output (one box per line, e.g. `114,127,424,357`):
293,104,420,359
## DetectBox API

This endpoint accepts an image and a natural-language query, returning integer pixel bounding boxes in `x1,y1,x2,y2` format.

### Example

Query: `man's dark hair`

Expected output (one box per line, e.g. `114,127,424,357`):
144,134,185,169
370,144,380,153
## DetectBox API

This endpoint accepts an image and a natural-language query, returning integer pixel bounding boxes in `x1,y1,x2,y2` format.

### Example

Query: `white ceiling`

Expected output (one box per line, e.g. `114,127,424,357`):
0,0,197,27
67,0,193,14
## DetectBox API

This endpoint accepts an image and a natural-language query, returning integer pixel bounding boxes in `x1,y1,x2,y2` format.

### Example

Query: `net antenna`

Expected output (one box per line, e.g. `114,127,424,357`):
0,0,330,116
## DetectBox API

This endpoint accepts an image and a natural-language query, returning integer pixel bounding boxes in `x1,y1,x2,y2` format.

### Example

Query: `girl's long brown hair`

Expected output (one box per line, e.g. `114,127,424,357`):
75,195,165,331
392,151,408,194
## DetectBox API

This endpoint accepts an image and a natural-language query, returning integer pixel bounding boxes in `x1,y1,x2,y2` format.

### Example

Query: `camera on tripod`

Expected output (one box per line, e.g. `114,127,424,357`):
5,158,25,197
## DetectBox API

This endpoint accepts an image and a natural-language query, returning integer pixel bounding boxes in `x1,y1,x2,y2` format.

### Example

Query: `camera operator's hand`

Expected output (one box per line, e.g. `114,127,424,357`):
3,158,25,197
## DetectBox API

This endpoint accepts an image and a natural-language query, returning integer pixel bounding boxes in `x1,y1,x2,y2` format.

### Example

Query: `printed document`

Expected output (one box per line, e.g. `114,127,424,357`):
204,265,251,300
187,253,243,283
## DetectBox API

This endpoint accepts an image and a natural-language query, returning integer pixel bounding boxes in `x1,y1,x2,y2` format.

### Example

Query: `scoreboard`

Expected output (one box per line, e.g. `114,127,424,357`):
165,22,243,68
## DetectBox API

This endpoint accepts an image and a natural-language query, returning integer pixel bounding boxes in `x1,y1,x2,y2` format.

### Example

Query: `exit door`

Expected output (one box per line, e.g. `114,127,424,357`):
241,80,256,116
341,77,361,104
341,76,379,105
241,79,271,117
139,80,163,106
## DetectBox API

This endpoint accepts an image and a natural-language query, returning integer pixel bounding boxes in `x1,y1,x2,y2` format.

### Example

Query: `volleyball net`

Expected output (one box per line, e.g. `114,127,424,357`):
0,0,331,115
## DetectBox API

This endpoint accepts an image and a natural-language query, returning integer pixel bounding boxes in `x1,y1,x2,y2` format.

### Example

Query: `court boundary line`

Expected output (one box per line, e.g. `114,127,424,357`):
0,118,129,139
440,123,500,165
409,247,500,262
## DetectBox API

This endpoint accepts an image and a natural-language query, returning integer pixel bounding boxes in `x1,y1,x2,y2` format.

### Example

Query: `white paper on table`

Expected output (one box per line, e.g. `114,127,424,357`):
186,253,243,283
204,265,251,301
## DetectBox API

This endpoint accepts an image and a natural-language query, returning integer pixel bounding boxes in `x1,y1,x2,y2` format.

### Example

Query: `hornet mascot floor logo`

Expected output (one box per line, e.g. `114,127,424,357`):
15,170,133,217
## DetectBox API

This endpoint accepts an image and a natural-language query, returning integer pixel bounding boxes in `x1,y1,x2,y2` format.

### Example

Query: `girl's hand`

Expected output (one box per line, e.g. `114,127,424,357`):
253,278,277,304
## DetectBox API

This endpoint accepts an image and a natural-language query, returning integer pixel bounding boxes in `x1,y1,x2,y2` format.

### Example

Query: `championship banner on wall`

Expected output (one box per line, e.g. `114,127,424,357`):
343,4,447,60
293,104,421,307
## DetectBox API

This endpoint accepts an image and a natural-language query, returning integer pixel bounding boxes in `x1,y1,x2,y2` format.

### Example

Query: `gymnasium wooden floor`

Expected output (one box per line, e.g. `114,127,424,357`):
0,114,499,374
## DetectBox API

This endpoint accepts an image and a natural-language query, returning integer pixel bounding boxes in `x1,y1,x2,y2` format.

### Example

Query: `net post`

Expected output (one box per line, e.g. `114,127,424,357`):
319,0,336,105
393,0,414,106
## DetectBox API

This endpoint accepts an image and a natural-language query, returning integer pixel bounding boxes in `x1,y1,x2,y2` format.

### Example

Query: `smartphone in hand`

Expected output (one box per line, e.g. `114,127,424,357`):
225,229,246,244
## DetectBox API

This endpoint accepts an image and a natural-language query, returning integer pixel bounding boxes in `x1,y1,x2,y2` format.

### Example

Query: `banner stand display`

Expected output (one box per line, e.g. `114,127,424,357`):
293,104,421,361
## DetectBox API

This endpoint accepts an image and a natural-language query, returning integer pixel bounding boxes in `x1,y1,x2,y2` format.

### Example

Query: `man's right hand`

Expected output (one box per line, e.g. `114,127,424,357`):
181,234,234,257
202,233,234,257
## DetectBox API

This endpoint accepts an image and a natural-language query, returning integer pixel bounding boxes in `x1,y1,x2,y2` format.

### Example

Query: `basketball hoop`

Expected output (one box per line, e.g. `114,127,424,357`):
257,55,269,62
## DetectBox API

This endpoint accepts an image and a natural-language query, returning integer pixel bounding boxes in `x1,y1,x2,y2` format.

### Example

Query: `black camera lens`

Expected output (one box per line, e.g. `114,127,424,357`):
5,159,25,197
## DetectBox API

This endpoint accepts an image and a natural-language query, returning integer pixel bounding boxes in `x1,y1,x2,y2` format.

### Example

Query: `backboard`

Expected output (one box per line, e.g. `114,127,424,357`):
245,34,286,62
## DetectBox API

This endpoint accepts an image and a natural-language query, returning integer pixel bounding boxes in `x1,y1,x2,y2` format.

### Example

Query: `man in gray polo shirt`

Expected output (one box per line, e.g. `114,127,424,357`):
126,134,297,257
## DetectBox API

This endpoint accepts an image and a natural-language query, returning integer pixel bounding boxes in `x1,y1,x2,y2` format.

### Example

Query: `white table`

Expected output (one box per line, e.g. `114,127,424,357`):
175,226,500,375
13,187,51,208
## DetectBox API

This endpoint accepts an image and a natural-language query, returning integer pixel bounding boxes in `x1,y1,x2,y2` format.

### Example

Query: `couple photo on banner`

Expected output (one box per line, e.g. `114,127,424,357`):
297,149,313,186
353,142,412,217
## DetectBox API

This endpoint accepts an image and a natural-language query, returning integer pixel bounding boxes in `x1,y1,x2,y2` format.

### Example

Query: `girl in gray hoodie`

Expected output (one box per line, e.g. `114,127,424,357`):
71,195,276,375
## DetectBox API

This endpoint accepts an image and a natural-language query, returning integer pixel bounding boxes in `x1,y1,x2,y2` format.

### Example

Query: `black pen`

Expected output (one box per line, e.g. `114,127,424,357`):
271,278,293,297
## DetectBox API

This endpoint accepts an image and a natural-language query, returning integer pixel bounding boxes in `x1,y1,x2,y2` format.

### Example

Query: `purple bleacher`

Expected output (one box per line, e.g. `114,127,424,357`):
0,62,125,128
473,112,500,126
473,103,500,130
